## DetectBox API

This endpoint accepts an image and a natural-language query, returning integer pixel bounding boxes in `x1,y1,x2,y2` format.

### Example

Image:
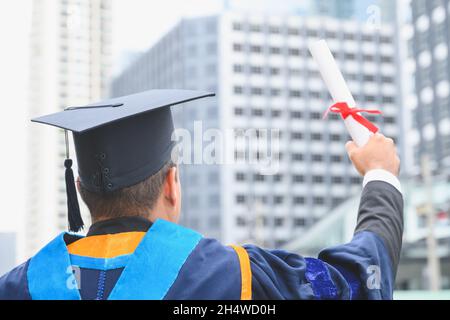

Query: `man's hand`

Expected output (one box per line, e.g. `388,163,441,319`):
346,133,400,177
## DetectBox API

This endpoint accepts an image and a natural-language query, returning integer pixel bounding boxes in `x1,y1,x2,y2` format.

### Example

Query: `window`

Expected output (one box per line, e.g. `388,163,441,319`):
293,175,304,183
309,91,321,99
363,54,374,62
294,217,306,226
233,22,243,31
289,69,302,76
236,216,246,226
269,26,281,34
365,95,376,102
332,197,343,207
380,36,391,44
234,107,244,116
270,47,281,55
208,172,219,183
209,194,220,206
250,45,262,53
366,114,378,123
383,96,395,104
235,151,245,160
250,24,261,32
273,174,283,182
344,33,354,40
313,197,325,205
288,48,301,56
288,28,299,36
251,66,263,74
364,75,375,82
190,196,199,207
345,53,356,60
385,116,395,124
274,217,284,226
325,31,337,38
233,64,243,73
313,175,324,183
293,196,305,205
234,86,244,94
251,87,263,95
362,34,373,42
381,56,393,63
351,176,362,184
206,42,217,54
329,113,340,121
275,239,287,247
270,67,280,75
292,153,304,161
291,111,303,119
312,154,323,162
332,176,343,184
233,43,243,51
307,29,318,37
311,133,322,141
331,154,343,163
270,88,281,96
209,215,220,228
274,196,284,204
330,134,341,142
254,173,265,182
310,112,321,120
252,108,264,116
291,132,303,140
236,195,246,204
289,90,302,98
235,172,246,181
271,109,282,117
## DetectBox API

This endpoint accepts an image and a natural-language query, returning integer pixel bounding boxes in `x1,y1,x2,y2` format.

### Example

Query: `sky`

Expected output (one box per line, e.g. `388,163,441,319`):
110,0,312,74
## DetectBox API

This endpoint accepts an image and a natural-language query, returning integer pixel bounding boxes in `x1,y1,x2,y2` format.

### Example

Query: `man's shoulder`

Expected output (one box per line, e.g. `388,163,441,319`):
0,260,32,300
165,237,243,299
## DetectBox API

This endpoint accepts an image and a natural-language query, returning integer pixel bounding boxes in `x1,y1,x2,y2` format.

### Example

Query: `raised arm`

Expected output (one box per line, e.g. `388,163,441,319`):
244,134,404,300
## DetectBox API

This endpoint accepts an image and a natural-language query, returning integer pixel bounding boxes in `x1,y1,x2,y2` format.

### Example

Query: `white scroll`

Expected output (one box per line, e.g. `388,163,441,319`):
309,40,374,147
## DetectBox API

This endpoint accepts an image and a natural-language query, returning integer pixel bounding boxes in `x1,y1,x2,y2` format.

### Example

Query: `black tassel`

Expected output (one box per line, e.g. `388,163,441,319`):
65,158,84,232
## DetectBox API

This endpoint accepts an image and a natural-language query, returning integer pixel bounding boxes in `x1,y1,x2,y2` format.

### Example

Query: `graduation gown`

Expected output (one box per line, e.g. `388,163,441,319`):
0,180,403,300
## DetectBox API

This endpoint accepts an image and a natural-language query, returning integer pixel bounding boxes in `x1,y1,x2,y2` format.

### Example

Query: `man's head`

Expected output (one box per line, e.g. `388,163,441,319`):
77,160,182,224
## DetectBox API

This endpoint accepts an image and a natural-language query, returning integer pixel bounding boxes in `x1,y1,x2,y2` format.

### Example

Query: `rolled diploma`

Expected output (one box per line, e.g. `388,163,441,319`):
309,40,372,147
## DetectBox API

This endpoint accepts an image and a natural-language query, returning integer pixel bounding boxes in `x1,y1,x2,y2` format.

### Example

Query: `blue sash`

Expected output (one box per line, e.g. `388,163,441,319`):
27,219,202,300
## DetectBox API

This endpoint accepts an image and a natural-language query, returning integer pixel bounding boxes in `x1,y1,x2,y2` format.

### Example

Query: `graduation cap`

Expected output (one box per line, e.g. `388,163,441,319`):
32,89,215,232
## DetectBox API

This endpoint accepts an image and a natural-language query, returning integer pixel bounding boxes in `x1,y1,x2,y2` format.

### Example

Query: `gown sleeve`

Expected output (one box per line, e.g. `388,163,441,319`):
0,260,32,300
245,181,404,300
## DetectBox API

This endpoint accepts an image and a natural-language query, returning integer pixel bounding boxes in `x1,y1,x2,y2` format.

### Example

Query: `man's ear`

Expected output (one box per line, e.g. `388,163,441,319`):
76,176,81,193
163,167,179,206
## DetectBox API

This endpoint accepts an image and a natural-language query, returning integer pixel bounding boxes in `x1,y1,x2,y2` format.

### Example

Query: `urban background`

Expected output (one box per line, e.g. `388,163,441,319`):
0,0,449,299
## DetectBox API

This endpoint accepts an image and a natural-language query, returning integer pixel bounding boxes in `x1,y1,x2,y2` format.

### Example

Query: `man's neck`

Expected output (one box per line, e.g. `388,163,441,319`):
87,216,153,236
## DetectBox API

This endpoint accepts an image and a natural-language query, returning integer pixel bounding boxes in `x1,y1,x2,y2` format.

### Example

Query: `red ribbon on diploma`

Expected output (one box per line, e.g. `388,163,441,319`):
323,102,382,134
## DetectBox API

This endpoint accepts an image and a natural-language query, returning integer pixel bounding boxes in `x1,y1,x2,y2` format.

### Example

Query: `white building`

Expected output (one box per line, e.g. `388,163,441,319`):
0,233,16,276
408,0,450,173
26,0,112,258
111,12,402,247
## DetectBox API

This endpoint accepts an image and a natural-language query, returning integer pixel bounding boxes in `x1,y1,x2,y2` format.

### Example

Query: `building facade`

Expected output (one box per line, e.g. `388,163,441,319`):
111,13,402,247
0,233,16,276
410,0,450,172
26,0,112,257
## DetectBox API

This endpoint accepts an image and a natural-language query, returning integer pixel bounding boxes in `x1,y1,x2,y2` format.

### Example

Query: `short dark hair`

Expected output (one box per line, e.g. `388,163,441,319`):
79,160,176,220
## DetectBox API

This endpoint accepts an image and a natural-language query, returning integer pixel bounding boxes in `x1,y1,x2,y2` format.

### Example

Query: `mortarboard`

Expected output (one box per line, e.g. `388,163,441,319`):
32,89,215,232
